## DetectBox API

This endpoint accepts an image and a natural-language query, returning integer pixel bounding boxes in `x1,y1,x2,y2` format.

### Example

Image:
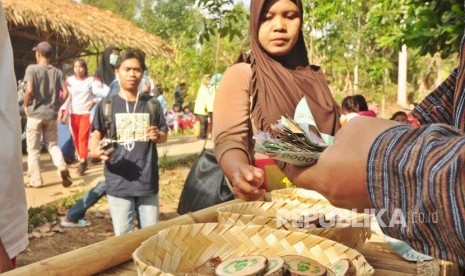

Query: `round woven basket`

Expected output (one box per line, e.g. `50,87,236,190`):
217,201,370,250
271,188,329,205
132,223,374,275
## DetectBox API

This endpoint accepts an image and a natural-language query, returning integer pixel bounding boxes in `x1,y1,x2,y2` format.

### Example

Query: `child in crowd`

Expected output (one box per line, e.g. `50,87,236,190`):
178,106,196,133
354,94,376,117
390,111,408,125
339,96,359,126
165,103,181,134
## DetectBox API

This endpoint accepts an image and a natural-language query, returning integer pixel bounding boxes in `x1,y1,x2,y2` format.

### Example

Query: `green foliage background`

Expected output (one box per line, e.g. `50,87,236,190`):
82,0,464,115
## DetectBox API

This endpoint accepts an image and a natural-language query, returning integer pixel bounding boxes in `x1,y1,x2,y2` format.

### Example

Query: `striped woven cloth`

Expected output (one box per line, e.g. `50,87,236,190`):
367,34,465,266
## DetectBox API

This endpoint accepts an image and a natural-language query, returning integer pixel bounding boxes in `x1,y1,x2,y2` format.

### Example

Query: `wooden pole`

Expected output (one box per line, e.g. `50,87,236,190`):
4,199,243,276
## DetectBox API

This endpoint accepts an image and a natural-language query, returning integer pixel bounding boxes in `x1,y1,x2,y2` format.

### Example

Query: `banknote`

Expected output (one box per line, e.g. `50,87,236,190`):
253,115,333,166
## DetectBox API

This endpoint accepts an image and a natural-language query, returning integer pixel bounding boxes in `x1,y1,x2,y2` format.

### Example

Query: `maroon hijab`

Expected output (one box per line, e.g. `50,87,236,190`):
249,0,341,136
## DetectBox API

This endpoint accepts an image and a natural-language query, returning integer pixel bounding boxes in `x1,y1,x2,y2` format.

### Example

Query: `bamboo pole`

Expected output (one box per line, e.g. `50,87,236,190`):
5,199,243,276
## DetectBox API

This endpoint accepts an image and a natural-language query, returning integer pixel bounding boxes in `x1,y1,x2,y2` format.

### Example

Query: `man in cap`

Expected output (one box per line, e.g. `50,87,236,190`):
22,41,72,188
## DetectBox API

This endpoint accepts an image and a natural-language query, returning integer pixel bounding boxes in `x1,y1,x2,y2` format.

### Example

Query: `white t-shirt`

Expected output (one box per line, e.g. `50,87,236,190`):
63,76,108,115
0,3,29,258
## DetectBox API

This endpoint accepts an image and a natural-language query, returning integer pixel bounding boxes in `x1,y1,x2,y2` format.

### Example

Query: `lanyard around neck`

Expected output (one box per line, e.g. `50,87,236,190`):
121,90,140,114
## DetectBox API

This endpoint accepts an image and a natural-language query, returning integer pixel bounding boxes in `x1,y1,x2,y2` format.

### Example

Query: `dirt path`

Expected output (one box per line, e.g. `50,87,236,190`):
17,138,198,267
23,136,212,208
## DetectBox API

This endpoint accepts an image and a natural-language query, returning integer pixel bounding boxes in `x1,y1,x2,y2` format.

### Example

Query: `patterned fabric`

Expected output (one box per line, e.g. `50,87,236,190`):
368,34,465,266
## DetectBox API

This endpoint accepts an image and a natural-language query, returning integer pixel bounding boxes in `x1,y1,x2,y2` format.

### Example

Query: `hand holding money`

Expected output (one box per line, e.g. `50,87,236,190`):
253,115,333,166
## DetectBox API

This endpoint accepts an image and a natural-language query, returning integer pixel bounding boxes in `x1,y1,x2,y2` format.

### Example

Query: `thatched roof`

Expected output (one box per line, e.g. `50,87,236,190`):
3,0,173,78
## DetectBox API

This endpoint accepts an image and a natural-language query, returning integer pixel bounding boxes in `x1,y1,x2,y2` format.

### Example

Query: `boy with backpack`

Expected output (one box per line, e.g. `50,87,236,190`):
89,50,167,236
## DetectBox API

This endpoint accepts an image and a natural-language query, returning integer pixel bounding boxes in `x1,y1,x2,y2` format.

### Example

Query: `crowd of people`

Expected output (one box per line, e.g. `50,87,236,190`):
1,0,464,273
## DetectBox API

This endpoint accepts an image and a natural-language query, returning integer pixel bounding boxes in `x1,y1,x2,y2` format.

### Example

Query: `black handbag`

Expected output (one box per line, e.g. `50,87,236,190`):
177,148,235,215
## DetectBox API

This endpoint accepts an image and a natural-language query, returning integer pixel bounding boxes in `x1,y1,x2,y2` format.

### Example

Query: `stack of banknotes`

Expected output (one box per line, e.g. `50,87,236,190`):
253,116,332,166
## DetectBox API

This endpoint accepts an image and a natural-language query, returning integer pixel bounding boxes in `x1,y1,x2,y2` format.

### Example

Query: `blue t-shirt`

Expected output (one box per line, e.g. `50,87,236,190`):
92,94,167,197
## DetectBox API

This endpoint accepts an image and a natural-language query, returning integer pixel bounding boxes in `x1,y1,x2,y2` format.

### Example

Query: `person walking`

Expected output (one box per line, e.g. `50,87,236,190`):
89,50,168,236
60,59,108,175
194,74,211,139
57,63,76,164
22,41,72,188
206,73,222,138
60,47,118,227
60,180,106,227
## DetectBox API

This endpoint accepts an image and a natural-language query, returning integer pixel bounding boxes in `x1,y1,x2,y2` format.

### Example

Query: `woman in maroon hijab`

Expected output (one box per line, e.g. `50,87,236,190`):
214,0,341,201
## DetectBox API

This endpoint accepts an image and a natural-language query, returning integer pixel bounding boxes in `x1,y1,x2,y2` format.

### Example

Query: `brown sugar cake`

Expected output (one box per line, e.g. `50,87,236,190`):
181,256,222,275
326,259,356,276
215,255,268,276
282,255,326,276
264,256,285,276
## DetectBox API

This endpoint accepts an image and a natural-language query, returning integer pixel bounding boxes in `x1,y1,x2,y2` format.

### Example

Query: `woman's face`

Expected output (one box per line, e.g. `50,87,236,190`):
73,61,87,79
258,0,301,57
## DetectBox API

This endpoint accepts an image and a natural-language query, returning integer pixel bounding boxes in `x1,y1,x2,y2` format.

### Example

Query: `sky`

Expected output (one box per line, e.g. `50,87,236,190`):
238,0,250,7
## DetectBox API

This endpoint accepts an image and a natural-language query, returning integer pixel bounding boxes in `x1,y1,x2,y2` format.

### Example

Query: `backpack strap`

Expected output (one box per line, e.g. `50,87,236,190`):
101,96,114,139
140,94,161,127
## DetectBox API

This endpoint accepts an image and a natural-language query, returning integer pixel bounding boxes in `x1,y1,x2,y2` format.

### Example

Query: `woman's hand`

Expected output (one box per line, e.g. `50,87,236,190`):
87,102,96,111
23,105,29,117
292,116,400,211
58,109,67,124
229,163,266,201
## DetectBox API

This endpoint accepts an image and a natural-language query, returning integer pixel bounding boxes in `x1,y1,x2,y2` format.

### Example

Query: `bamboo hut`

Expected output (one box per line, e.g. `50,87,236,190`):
3,0,173,79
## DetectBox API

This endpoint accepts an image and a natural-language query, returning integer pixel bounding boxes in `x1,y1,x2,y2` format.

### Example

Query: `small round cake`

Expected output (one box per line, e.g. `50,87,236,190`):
215,255,268,276
327,259,356,276
264,256,285,276
282,255,326,276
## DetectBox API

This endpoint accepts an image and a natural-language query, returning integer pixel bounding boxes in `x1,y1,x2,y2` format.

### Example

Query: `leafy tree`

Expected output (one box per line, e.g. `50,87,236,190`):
137,0,249,104
137,0,199,43
196,0,249,43
82,0,140,20
404,0,464,58
81,0,462,116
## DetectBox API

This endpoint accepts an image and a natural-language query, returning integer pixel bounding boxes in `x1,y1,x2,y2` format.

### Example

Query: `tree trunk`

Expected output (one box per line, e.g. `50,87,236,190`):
397,44,408,107
353,15,361,94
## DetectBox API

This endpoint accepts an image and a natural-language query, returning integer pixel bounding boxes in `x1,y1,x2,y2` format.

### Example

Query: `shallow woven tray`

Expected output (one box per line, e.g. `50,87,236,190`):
217,201,370,250
132,223,374,275
271,188,330,205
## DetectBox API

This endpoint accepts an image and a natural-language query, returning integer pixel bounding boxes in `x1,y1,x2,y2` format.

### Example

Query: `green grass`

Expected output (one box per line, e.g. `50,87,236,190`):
158,153,197,170
27,191,86,232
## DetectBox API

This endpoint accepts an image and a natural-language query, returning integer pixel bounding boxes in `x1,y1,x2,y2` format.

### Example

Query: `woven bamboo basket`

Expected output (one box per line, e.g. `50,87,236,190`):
217,201,370,250
271,188,329,205
132,223,374,275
